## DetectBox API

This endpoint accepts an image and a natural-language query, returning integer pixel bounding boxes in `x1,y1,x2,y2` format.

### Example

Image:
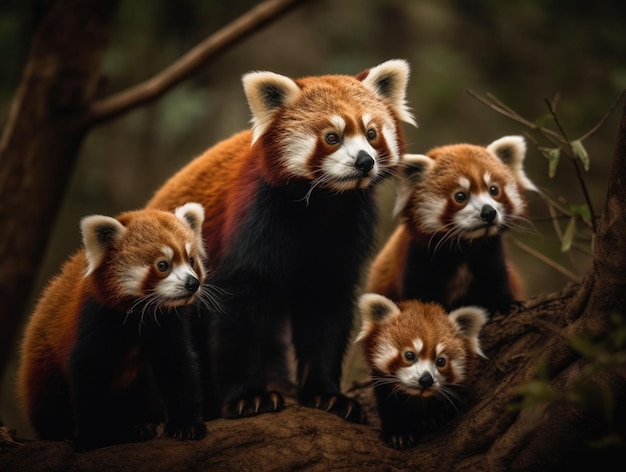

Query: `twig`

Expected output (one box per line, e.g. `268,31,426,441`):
88,0,309,125
509,237,582,283
543,98,597,233
578,88,626,141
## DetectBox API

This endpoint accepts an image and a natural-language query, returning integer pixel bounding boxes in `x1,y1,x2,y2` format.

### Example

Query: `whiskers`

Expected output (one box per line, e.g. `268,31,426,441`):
123,283,228,335
371,374,467,410
195,283,228,313
427,223,467,253
124,292,166,335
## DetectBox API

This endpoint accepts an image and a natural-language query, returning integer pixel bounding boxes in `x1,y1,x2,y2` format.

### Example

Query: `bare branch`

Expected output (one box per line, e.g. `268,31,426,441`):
88,0,309,125
543,98,597,233
509,237,582,283
579,88,626,141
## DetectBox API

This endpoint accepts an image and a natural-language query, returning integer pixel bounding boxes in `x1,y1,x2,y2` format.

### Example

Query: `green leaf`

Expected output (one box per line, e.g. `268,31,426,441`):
535,113,554,128
570,204,591,224
571,140,590,171
561,217,576,252
547,147,561,178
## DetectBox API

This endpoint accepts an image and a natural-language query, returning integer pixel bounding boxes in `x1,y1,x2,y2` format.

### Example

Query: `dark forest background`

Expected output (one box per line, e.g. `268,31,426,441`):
1,0,625,440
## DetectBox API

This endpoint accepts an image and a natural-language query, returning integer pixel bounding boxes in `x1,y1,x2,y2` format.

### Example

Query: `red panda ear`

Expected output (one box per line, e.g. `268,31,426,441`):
175,202,205,237
486,135,538,192
80,215,126,276
393,153,434,216
359,59,417,127
355,293,400,342
448,306,489,358
242,70,301,144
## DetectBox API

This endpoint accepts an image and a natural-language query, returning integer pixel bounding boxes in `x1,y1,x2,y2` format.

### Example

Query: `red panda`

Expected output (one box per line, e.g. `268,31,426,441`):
367,136,537,315
357,293,488,450
146,60,416,423
16,203,216,451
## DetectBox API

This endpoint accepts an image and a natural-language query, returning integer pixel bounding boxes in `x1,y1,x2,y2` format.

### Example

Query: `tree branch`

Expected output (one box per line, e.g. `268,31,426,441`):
87,0,309,125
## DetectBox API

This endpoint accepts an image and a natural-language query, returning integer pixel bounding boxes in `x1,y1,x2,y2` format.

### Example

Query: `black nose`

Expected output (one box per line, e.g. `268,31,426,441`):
185,275,200,293
480,204,497,223
355,150,374,173
418,372,434,388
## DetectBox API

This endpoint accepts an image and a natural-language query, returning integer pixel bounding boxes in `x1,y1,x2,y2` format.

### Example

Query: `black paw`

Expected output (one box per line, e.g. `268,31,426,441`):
222,390,285,419
299,393,366,424
164,421,207,440
381,431,417,450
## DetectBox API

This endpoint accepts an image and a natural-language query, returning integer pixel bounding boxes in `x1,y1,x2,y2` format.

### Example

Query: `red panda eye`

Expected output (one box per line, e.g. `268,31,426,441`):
189,256,195,268
454,191,468,203
436,357,447,368
366,128,377,140
403,351,416,362
156,260,169,272
489,185,499,196
325,132,340,145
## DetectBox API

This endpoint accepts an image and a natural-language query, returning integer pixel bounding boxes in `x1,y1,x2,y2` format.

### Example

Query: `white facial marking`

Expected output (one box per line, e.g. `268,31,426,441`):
373,341,399,372
282,133,317,178
417,197,447,233
322,134,379,191
381,120,399,161
156,262,199,302
119,266,150,296
458,176,470,190
162,246,174,260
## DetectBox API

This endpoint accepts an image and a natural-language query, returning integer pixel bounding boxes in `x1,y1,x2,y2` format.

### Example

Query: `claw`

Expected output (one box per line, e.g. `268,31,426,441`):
325,396,337,411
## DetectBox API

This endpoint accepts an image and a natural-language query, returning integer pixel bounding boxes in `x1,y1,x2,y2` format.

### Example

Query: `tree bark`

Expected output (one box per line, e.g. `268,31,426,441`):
0,0,119,382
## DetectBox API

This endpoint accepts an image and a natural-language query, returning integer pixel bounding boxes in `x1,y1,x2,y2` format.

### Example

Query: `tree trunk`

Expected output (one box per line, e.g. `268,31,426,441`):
0,0,119,379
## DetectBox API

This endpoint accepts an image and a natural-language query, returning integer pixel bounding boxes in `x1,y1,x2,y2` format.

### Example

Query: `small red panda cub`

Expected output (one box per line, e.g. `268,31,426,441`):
357,293,488,450
17,203,213,451
367,136,537,316
147,60,416,423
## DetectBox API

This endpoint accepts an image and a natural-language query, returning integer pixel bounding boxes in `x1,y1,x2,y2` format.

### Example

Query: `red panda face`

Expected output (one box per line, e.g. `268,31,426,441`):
242,60,417,192
357,294,487,399
81,203,211,310
398,136,537,241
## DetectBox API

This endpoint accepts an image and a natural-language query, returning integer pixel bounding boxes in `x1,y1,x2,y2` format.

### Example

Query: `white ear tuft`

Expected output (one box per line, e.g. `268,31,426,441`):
242,71,301,144
486,135,538,192
355,293,400,342
80,215,126,276
360,59,417,127
393,154,433,217
175,202,206,258
448,306,489,358
175,202,205,236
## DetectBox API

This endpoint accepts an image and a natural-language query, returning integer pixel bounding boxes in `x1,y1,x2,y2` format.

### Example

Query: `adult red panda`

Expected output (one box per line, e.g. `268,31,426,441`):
146,60,416,423
357,293,488,450
367,136,537,316
17,203,216,451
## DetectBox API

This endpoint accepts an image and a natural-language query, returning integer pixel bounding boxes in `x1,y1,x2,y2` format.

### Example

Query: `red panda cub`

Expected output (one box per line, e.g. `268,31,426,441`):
147,60,416,423
367,136,537,316
357,293,488,450
17,203,213,451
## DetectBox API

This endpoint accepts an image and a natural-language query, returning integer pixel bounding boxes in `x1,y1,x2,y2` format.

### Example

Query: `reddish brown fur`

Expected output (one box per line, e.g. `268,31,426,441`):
17,208,203,430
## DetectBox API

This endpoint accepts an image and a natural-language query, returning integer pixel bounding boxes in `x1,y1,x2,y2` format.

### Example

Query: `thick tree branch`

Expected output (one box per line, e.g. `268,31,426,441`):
88,0,309,125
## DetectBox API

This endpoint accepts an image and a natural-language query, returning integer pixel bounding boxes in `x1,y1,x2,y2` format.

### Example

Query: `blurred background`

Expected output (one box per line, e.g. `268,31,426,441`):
1,0,625,438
